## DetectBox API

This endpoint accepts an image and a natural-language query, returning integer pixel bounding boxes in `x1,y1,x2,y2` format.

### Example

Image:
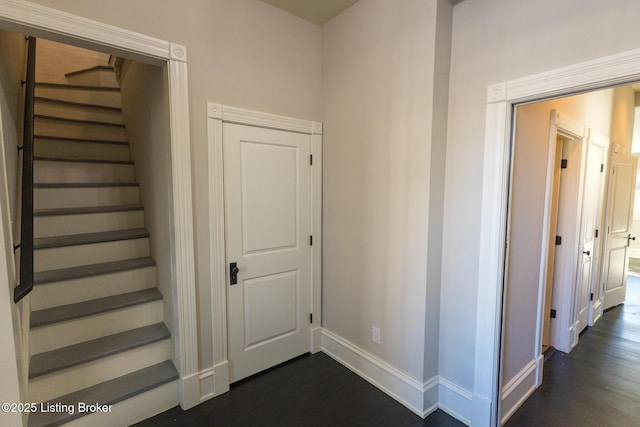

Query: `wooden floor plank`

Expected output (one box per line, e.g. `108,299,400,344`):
506,276,640,426
134,352,466,427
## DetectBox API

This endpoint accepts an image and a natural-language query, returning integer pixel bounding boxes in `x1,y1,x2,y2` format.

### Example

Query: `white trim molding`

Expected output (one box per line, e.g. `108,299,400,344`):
0,0,199,410
320,328,438,418
438,376,472,425
500,356,542,425
207,103,323,396
479,45,640,425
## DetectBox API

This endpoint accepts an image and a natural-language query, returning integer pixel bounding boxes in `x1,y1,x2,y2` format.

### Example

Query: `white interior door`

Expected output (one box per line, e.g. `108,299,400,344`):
603,152,638,310
576,134,606,332
224,123,312,382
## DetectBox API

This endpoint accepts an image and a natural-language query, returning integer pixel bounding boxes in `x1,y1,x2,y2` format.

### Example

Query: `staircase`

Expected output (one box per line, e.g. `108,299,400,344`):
27,65,178,426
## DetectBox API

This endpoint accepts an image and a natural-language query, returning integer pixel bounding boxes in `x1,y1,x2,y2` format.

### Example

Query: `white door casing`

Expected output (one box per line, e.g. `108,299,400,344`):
602,152,638,311
224,123,312,382
207,104,322,395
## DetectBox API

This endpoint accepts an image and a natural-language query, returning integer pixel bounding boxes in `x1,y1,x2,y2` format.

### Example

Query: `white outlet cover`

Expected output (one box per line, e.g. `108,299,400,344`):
372,327,381,344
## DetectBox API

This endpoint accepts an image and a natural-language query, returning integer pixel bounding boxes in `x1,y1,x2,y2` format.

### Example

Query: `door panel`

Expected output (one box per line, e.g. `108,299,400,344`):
224,123,311,383
603,153,638,310
577,134,606,331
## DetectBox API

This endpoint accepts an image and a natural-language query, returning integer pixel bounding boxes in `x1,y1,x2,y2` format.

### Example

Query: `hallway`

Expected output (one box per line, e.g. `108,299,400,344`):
506,275,640,426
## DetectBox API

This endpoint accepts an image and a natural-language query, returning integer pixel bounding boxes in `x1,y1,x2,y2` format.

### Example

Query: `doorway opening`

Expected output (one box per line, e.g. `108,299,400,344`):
0,1,199,411
500,85,639,423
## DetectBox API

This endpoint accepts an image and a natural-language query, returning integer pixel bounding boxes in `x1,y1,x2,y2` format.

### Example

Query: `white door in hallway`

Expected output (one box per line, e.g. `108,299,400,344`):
577,134,607,331
603,152,638,311
224,123,312,382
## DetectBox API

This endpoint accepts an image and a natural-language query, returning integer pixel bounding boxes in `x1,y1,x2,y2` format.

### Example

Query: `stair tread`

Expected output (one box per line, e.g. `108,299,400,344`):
34,156,133,165
35,204,143,217
35,96,123,112
31,288,162,329
35,113,126,128
34,228,149,249
36,81,121,92
35,182,138,188
28,360,177,427
34,256,156,285
35,134,129,145
65,65,115,77
30,322,168,377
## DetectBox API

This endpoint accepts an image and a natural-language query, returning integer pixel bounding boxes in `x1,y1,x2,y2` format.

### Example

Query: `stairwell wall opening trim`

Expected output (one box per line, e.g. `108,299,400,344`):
0,0,200,410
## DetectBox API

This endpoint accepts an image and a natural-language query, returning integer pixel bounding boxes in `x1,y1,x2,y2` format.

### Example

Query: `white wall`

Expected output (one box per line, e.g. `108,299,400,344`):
322,0,451,389
442,0,640,412
27,0,323,371
0,29,27,426
119,60,176,361
0,30,24,231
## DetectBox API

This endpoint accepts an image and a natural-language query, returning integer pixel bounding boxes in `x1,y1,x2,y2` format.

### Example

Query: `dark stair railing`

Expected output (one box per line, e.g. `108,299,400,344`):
14,36,36,303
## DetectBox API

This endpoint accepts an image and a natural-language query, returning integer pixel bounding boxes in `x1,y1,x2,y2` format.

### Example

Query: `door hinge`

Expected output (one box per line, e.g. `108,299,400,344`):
310,154,313,165
555,236,562,245
590,293,594,301
310,235,313,246
600,164,604,172
550,309,557,319
309,313,313,324
560,159,568,169
595,229,599,238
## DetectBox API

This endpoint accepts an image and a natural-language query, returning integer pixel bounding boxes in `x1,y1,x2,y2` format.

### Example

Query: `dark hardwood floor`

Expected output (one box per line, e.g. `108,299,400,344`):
506,274,640,426
134,353,465,427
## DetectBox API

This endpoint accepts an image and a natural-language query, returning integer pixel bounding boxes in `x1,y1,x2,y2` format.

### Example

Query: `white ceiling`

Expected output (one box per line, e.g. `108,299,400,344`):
260,0,360,26
261,0,466,26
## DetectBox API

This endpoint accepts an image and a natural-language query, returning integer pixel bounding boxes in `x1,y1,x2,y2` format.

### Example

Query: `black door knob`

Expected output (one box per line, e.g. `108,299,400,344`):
230,262,239,285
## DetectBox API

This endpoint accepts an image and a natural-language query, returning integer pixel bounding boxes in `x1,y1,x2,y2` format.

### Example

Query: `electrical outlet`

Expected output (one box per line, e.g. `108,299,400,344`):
372,327,381,344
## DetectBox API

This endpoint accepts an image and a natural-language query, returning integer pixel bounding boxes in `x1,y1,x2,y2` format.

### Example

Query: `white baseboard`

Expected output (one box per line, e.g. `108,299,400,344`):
590,299,603,326
320,328,436,417
199,368,214,402
213,361,230,396
500,355,542,425
197,361,230,403
179,372,201,410
438,377,472,425
311,326,322,353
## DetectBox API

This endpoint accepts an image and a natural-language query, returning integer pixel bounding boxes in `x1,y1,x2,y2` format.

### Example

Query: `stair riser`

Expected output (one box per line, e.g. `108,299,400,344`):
35,86,121,108
35,238,150,272
35,101,123,125
66,69,119,88
35,118,126,142
29,339,170,402
30,300,163,355
35,139,130,162
34,160,135,184
31,266,156,311
35,210,145,238
63,381,178,427
35,186,140,209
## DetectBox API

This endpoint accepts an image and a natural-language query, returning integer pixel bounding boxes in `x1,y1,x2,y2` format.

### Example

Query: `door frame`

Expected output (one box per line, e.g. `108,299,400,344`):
207,103,322,396
478,49,640,426
0,0,199,410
